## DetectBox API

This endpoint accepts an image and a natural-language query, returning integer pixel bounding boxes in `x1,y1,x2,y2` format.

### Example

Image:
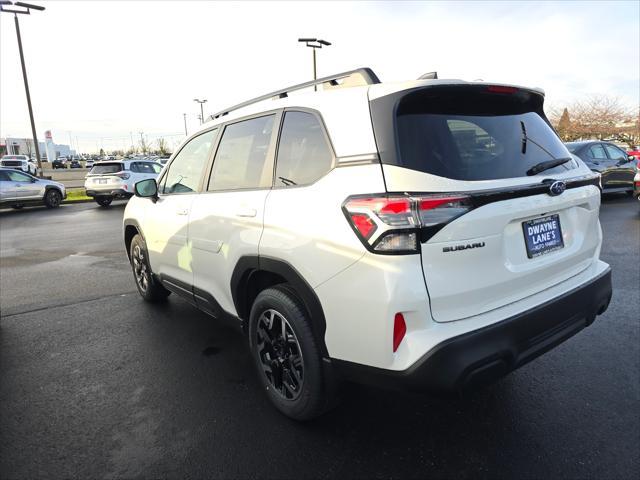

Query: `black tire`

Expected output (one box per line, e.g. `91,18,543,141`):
96,197,113,207
248,285,337,421
129,234,170,302
44,189,62,208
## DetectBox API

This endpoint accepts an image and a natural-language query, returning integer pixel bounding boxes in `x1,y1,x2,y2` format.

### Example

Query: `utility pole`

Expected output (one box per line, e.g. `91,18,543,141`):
1,2,46,176
183,113,188,136
298,38,331,91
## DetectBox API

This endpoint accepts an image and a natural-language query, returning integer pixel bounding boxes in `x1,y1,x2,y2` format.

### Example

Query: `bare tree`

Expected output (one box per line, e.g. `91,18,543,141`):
157,138,169,155
138,135,150,155
548,94,639,147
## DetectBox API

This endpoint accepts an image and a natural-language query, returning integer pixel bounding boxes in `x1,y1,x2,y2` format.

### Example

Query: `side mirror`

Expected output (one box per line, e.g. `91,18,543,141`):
134,178,158,202
629,155,636,162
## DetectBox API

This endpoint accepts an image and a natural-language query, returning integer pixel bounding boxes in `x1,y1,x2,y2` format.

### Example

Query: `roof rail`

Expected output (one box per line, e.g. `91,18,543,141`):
209,67,380,120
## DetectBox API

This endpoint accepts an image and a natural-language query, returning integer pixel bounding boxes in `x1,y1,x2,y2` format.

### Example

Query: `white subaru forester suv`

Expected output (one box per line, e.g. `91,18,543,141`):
123,68,612,420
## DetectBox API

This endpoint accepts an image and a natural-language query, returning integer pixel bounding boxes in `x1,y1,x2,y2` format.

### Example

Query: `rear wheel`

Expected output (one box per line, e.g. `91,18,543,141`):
129,234,170,302
44,189,62,208
96,197,113,207
249,285,336,421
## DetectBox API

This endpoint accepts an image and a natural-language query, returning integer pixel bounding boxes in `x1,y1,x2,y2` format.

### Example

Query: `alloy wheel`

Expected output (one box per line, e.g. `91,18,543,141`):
132,244,148,292
256,309,304,400
47,190,61,207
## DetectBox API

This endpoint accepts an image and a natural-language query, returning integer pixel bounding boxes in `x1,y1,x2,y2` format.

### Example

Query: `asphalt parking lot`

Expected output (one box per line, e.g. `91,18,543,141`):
1,196,638,479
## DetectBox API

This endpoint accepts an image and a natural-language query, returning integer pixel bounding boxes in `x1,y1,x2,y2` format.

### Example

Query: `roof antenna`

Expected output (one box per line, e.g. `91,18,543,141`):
418,71,438,80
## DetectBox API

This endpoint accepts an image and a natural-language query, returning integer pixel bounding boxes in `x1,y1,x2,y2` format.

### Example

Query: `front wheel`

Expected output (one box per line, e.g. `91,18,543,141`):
95,197,113,207
249,285,337,421
129,234,170,302
44,189,62,208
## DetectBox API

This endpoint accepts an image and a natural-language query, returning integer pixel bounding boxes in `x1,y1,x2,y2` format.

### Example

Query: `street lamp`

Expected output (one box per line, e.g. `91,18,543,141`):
298,38,331,90
0,1,45,177
193,98,207,124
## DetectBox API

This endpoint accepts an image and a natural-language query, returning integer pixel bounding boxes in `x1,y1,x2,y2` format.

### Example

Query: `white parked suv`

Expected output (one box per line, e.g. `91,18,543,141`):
1,155,38,175
123,68,612,420
85,159,162,207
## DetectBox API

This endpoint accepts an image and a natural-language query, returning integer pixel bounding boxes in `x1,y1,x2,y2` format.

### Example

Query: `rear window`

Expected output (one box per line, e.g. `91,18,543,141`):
565,143,583,153
89,162,124,174
371,86,577,181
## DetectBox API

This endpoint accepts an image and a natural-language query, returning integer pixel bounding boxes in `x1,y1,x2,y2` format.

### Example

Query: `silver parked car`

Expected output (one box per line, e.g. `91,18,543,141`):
0,168,66,209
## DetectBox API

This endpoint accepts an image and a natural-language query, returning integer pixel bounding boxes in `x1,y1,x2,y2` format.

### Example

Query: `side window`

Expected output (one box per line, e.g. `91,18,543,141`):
275,111,333,187
604,144,626,161
6,170,32,182
208,115,275,191
134,162,157,174
161,129,217,194
130,162,141,173
0,171,9,181
151,163,162,174
588,145,607,160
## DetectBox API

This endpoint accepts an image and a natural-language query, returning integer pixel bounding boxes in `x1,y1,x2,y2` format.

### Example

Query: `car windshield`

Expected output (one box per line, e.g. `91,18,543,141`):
90,162,124,174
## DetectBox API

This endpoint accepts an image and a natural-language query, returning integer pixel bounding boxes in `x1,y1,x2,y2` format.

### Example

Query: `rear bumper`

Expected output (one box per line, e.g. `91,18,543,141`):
333,266,612,394
85,189,132,199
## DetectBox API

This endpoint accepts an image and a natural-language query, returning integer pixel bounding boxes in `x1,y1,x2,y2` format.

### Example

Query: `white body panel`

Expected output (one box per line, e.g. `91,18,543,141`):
189,189,270,315
143,194,194,285
260,165,385,289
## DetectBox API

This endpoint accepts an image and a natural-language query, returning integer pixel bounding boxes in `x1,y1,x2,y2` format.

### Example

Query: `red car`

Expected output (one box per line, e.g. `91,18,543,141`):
627,148,640,160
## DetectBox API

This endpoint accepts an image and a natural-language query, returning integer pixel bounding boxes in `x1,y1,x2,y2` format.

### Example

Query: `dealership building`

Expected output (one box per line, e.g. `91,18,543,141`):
0,136,75,160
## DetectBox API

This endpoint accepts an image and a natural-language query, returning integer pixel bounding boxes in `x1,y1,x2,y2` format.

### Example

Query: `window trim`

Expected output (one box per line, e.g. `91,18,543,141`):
203,109,283,193
271,107,337,190
156,127,220,196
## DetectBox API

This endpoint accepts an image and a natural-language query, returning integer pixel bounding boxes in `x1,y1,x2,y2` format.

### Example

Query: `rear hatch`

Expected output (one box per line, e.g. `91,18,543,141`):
86,162,127,187
369,84,602,322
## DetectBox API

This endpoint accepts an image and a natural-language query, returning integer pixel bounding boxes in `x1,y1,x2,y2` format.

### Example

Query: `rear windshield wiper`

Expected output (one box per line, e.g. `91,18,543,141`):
526,157,572,176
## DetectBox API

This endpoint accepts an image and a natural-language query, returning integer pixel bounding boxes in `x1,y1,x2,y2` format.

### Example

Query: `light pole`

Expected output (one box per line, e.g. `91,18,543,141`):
1,1,45,176
183,113,188,136
298,38,331,90
193,98,207,124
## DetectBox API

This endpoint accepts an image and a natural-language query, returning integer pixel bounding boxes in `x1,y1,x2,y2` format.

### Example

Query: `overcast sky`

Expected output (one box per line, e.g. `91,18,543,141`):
1,0,638,153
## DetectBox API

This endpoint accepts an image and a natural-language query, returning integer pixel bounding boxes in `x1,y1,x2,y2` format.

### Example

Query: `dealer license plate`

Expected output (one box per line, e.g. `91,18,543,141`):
522,214,564,258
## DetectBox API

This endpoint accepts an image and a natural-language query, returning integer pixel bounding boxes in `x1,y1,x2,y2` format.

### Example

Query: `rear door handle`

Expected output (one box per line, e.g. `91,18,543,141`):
176,208,188,216
236,207,257,218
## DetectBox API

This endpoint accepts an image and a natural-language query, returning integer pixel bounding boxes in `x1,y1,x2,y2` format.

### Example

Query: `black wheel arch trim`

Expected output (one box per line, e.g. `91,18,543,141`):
123,219,145,259
231,255,329,357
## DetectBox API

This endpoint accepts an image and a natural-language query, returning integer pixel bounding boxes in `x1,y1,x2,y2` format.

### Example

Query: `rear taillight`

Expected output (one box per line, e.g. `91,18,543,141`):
343,194,473,254
116,172,130,180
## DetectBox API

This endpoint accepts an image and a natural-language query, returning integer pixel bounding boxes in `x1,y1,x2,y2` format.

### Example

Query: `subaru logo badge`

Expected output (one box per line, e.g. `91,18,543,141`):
549,181,566,196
